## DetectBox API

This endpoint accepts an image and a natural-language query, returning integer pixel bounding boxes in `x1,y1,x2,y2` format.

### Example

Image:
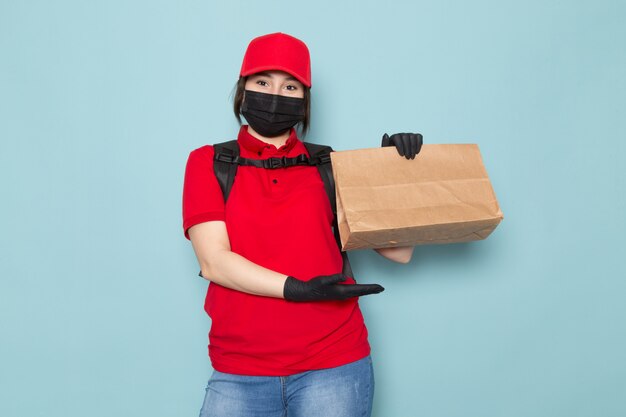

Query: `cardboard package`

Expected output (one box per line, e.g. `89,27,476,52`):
330,144,504,251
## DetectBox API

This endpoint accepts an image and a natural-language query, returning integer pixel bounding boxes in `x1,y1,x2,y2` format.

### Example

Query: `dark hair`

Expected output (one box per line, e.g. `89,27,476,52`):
231,76,311,138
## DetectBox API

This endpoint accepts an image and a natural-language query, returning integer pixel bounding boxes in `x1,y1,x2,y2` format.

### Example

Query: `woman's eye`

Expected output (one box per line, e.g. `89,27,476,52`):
256,80,268,86
286,85,298,91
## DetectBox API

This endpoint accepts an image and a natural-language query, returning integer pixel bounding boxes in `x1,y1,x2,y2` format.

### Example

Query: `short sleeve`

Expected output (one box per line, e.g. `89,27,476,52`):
182,145,226,240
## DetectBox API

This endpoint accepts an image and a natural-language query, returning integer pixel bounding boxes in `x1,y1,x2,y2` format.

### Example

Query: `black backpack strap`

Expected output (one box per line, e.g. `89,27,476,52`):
303,142,355,280
212,140,240,203
209,139,354,281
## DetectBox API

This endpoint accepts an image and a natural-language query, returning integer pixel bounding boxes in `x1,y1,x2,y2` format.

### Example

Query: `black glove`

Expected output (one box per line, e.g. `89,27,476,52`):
381,132,423,159
283,273,384,302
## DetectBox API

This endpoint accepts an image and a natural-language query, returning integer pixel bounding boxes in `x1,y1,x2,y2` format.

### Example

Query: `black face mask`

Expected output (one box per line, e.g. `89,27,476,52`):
241,89,305,138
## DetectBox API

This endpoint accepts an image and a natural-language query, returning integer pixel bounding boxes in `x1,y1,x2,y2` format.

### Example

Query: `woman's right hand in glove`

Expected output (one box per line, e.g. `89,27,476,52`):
283,273,384,302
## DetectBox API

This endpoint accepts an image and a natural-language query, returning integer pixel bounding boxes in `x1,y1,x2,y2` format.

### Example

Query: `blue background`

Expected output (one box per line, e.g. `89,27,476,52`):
1,1,625,416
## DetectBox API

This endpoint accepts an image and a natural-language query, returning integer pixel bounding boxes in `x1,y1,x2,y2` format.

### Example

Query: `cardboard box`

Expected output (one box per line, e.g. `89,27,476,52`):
330,144,504,250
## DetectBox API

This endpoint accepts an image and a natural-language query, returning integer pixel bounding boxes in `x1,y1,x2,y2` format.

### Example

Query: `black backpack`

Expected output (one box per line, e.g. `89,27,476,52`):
209,139,354,279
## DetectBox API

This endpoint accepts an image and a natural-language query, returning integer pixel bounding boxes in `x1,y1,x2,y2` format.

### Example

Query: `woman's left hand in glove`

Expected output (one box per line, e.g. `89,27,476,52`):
381,132,423,159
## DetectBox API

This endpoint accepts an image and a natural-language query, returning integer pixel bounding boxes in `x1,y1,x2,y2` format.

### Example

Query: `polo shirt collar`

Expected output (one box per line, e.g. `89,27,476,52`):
237,124,299,155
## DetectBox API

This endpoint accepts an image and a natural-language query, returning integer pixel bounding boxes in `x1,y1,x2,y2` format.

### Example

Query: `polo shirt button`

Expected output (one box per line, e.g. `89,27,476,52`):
272,179,278,184
257,151,262,156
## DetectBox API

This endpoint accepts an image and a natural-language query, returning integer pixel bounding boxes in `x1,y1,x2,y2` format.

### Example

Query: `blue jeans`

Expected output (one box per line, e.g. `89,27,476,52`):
199,354,375,417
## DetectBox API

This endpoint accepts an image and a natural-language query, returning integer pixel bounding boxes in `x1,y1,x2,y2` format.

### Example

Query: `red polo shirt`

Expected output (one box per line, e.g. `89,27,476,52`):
182,124,371,376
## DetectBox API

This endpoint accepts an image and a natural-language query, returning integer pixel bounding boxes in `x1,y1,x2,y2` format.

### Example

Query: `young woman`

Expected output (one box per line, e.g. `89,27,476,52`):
182,32,422,417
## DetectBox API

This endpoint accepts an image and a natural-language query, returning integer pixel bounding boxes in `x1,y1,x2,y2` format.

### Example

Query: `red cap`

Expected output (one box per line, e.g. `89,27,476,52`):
239,32,312,88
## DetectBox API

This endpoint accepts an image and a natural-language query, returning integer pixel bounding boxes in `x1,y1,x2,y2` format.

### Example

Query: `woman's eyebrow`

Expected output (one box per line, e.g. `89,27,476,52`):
254,71,299,82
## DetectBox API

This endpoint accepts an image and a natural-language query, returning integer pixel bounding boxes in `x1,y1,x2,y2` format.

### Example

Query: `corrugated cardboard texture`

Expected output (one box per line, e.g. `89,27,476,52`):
330,144,504,250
